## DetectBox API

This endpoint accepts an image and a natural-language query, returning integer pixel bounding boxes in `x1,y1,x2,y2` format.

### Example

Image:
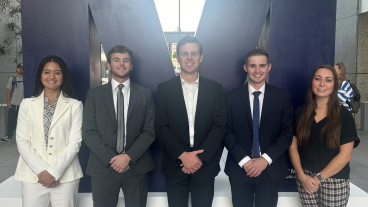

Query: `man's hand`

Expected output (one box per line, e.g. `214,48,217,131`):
242,159,254,171
37,170,56,188
120,165,130,173
110,154,131,173
7,102,11,109
245,157,268,177
181,166,192,174
179,150,204,173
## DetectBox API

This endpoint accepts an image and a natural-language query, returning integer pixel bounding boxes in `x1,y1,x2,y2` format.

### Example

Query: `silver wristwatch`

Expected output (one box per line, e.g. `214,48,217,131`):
316,173,325,182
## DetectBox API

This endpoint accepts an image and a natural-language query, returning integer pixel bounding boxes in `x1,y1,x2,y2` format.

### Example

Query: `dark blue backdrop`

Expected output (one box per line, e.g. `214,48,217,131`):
21,0,336,192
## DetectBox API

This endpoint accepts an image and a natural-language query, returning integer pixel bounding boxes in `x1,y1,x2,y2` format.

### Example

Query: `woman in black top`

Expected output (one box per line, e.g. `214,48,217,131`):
289,65,359,207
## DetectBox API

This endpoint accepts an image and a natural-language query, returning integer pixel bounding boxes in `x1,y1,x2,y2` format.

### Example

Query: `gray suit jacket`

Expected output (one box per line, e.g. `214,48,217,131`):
83,81,155,178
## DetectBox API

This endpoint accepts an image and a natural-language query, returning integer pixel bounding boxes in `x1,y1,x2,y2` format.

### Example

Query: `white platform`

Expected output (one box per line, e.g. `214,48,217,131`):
1,175,367,207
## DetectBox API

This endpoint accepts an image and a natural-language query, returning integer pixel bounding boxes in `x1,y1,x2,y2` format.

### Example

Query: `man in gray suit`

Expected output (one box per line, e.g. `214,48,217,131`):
83,45,155,207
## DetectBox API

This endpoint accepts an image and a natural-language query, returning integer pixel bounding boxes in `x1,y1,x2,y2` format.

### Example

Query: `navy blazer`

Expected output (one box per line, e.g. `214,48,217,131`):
224,83,293,182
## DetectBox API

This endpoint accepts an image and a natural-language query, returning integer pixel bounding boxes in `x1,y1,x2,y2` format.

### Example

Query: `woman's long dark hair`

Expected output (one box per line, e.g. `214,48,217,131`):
33,55,78,99
296,65,341,149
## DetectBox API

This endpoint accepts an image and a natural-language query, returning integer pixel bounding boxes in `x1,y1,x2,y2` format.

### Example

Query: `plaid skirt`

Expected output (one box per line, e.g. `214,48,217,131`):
295,169,350,207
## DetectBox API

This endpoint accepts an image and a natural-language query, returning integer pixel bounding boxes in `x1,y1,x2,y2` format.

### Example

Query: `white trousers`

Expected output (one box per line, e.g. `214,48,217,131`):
21,179,80,207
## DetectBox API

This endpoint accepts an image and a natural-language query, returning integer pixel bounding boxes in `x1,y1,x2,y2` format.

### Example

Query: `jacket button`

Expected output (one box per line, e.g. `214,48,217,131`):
50,137,54,140
49,153,52,155
49,145,53,148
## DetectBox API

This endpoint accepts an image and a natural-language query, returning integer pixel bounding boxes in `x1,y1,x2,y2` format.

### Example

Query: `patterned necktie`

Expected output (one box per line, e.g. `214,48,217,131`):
117,84,125,153
252,91,261,158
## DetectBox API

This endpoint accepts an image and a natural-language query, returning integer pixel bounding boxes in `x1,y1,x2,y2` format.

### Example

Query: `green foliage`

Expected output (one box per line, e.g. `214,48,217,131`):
0,0,22,63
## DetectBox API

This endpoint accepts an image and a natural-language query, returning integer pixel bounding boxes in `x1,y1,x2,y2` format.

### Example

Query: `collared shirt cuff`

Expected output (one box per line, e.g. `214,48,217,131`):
238,156,251,168
262,153,272,165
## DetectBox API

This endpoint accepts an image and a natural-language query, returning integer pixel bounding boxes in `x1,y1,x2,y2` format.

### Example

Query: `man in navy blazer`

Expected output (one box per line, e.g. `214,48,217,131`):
224,49,293,207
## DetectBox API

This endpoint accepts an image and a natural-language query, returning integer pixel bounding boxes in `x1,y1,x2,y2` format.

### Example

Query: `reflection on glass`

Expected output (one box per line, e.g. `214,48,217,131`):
101,44,110,85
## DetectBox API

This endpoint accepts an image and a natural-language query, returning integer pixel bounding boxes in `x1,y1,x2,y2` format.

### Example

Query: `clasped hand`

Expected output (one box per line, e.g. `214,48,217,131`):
110,154,131,173
180,150,204,174
37,170,59,188
244,157,268,177
299,174,320,194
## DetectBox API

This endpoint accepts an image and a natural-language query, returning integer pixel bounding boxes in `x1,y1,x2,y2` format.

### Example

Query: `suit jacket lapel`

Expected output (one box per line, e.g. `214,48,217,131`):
32,92,45,133
195,77,207,120
172,76,188,124
240,84,253,131
103,81,117,126
260,83,271,129
50,92,70,130
127,82,139,121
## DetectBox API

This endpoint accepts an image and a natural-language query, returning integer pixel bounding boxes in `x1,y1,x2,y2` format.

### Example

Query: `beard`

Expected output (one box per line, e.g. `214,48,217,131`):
111,69,130,80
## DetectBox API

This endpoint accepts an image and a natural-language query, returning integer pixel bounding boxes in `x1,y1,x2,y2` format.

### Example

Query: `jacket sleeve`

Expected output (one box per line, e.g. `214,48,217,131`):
47,101,83,180
125,91,155,163
262,92,293,162
82,90,117,166
16,100,50,175
155,84,187,162
196,84,227,163
224,92,250,163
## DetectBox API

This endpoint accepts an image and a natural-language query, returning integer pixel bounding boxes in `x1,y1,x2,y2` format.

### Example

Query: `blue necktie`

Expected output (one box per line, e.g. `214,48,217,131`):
252,91,261,158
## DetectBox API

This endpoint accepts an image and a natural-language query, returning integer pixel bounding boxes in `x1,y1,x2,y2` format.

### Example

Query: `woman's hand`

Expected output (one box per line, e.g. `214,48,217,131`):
299,173,319,194
49,180,60,188
37,170,56,188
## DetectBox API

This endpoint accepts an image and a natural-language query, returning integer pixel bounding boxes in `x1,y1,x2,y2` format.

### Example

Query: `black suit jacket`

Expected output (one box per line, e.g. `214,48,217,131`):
83,81,156,178
155,76,226,179
224,83,293,182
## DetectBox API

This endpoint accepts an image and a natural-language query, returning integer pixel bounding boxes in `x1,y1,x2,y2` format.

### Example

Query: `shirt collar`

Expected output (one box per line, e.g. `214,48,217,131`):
44,96,59,106
111,78,130,91
180,74,199,86
248,82,265,95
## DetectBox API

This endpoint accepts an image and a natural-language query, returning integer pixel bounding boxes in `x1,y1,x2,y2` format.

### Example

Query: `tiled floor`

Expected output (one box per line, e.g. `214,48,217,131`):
1,131,368,192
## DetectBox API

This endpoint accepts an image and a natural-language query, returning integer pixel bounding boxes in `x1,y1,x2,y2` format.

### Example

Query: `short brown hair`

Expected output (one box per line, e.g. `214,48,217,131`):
176,35,203,55
107,45,133,64
245,49,270,65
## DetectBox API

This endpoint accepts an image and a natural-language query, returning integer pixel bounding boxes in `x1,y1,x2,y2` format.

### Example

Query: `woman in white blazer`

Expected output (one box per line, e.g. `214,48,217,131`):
14,55,83,207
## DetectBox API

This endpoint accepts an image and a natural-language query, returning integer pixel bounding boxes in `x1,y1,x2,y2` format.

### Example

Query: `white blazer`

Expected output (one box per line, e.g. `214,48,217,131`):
14,91,83,183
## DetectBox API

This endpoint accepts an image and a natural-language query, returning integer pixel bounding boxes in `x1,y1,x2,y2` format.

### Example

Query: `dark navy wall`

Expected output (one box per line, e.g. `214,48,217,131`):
196,0,272,93
269,0,336,108
21,0,90,102
22,0,336,192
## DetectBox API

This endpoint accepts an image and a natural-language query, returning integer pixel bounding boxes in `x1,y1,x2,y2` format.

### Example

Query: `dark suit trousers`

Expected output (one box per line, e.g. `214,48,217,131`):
91,169,149,207
229,171,279,207
165,175,214,207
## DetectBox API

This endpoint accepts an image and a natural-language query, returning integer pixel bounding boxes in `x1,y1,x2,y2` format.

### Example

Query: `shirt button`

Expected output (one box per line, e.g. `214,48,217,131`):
49,153,52,155
50,137,54,140
49,145,53,148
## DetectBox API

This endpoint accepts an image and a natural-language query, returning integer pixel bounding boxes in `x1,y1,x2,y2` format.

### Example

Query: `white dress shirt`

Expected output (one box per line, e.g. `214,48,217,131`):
181,75,199,147
238,82,272,168
111,78,130,146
